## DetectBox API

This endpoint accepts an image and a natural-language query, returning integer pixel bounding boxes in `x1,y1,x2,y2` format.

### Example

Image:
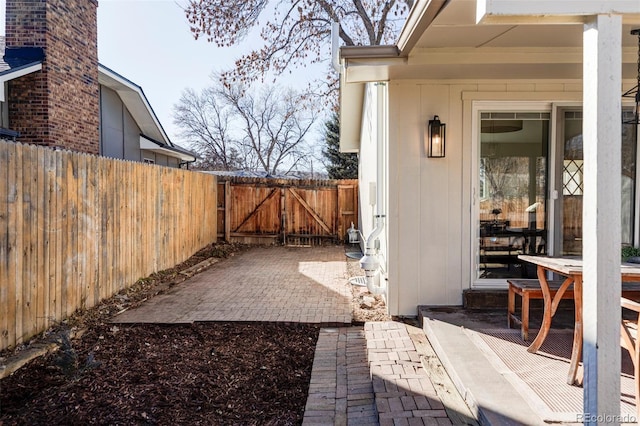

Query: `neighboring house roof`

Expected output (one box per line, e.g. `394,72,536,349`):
98,64,197,163
139,134,198,162
0,36,196,163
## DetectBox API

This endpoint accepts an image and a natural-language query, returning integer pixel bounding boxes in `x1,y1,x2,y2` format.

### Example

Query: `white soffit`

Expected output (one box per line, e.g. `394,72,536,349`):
340,46,404,83
417,0,640,49
397,0,640,80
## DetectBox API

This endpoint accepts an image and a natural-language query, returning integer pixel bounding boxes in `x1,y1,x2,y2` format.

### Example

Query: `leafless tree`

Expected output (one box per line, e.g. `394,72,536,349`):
174,87,245,170
174,78,318,175
183,0,413,92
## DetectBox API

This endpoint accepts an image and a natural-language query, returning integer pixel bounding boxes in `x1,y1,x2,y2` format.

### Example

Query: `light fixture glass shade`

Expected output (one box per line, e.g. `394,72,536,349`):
427,115,446,158
481,120,523,133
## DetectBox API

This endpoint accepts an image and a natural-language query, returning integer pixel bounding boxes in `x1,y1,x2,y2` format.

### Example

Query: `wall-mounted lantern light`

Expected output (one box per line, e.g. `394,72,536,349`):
427,115,446,158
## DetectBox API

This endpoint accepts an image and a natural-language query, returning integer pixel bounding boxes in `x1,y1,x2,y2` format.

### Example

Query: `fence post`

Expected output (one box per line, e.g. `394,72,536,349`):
224,180,231,242
281,187,286,244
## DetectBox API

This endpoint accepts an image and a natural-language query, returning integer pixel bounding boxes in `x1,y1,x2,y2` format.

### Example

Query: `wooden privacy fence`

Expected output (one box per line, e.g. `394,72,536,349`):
217,176,358,246
0,141,217,351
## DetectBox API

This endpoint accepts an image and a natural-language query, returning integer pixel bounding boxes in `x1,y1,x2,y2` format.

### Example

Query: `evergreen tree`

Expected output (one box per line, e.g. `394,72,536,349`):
323,113,358,179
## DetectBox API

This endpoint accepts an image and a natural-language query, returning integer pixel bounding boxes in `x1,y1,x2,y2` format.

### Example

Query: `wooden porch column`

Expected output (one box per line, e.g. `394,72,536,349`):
582,15,622,421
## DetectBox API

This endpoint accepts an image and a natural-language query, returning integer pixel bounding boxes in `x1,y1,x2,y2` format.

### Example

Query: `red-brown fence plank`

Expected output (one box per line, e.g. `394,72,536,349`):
217,176,358,245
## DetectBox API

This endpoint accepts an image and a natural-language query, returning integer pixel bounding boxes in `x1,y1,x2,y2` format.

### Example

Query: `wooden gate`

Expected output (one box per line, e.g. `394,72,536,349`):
217,176,358,246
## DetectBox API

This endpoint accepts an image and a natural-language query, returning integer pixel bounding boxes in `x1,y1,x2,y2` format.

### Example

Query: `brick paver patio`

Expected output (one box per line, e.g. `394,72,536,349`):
366,322,451,426
113,245,352,325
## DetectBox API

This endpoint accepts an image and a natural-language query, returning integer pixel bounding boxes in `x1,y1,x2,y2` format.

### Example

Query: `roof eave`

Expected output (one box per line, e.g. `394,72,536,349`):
338,0,449,83
140,134,198,162
396,0,449,55
340,45,400,59
340,46,405,84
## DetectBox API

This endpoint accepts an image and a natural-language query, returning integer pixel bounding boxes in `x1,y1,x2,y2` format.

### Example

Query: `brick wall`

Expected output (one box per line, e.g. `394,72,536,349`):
6,0,100,154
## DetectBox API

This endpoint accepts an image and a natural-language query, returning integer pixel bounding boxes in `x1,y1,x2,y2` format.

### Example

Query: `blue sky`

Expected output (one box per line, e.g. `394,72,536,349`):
97,0,237,145
0,0,328,148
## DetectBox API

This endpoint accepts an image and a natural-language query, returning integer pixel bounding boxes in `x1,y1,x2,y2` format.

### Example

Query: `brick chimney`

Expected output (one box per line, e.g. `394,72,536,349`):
5,0,100,154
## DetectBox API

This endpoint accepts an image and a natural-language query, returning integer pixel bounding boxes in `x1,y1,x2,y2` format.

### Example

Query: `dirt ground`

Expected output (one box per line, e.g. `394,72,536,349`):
0,243,390,425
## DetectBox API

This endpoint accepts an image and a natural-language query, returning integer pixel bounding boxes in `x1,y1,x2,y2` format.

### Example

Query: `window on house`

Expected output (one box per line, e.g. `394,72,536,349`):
560,109,637,255
563,159,583,196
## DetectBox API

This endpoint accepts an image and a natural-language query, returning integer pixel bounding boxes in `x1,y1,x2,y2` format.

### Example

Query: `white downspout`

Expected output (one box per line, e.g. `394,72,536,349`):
331,22,341,73
359,82,386,295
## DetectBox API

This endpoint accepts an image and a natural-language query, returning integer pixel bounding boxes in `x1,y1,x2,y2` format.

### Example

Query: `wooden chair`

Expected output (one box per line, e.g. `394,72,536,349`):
621,297,640,417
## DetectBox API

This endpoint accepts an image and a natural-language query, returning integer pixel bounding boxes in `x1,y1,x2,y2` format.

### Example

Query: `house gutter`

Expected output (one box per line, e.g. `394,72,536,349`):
339,0,449,69
179,159,197,169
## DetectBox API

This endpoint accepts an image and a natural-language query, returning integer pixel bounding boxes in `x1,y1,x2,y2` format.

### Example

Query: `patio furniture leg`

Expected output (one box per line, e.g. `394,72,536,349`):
527,266,553,354
635,352,640,417
508,284,515,329
620,297,640,417
566,275,583,386
522,293,530,341
527,272,575,354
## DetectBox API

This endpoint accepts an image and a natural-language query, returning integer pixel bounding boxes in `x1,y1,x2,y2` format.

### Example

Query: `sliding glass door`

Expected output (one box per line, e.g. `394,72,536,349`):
474,106,638,285
477,112,549,280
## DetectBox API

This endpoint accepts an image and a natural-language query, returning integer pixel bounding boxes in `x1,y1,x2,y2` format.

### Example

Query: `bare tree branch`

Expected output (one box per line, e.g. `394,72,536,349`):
183,0,413,92
175,78,318,175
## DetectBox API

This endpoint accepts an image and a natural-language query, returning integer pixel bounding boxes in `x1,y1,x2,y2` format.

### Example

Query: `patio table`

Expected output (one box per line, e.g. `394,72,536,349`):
518,255,640,385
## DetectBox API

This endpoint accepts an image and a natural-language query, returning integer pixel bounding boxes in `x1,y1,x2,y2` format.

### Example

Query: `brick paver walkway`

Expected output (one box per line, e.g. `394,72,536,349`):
302,327,378,425
113,245,352,325
303,322,453,426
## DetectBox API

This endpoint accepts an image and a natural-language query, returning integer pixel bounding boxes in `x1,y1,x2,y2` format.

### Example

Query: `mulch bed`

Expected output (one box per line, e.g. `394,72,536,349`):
0,242,390,425
0,322,318,425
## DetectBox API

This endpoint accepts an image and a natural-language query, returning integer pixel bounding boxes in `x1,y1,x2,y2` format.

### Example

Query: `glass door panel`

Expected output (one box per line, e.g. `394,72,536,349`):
477,112,549,280
561,112,583,255
560,110,637,255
